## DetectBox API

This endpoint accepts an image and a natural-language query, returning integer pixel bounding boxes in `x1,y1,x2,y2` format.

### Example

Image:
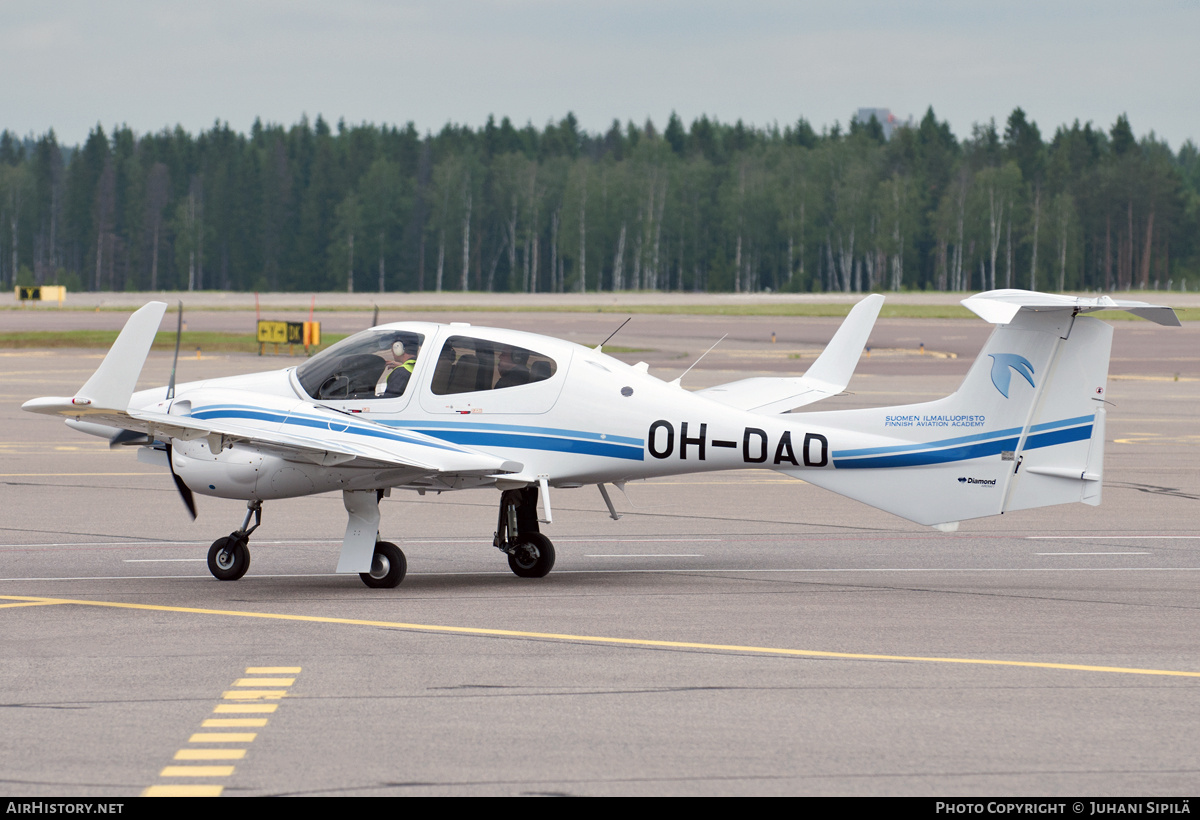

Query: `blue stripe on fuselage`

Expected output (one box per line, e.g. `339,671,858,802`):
832,416,1093,469
832,436,1023,469
409,428,644,460
188,404,643,460
189,405,466,453
386,419,643,447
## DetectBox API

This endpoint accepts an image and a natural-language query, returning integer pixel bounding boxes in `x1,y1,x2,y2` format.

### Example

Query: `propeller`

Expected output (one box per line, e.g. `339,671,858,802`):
163,302,196,518
166,442,197,520
167,300,182,401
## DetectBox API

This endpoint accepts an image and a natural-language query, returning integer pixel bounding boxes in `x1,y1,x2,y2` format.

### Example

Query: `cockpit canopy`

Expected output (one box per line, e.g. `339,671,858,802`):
296,329,425,401
295,326,562,404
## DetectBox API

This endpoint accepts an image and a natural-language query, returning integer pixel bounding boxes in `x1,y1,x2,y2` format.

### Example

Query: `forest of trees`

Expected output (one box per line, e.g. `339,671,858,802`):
1,107,1197,295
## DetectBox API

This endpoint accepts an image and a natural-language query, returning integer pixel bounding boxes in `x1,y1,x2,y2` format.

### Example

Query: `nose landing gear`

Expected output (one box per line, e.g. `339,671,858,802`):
206,500,261,581
207,535,250,580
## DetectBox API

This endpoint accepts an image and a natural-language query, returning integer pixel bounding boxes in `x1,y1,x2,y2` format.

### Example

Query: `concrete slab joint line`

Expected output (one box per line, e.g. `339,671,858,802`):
142,666,300,797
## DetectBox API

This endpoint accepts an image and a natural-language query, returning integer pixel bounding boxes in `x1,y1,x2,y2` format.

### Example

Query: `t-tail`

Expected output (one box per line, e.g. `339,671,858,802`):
787,290,1179,528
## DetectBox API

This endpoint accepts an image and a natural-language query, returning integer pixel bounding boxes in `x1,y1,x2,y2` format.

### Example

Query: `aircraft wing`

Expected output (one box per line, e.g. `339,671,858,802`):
153,405,522,475
24,398,520,476
695,294,884,414
21,300,520,478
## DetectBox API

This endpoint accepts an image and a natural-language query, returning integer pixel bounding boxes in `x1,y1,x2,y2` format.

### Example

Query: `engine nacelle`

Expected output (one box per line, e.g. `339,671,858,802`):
171,440,395,500
171,439,264,499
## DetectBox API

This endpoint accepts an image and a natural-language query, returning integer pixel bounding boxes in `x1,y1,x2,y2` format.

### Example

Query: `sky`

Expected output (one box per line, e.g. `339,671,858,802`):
2,0,1197,150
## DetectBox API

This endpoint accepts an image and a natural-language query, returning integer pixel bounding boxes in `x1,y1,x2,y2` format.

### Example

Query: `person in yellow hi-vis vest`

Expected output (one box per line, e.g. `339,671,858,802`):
375,340,419,397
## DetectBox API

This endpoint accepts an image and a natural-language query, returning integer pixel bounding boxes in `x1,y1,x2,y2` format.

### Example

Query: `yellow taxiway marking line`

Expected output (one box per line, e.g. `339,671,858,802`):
159,766,236,777
202,718,269,728
143,785,223,797
174,748,246,761
4,595,1199,680
188,733,257,743
245,666,301,674
212,703,278,714
142,665,300,796
221,689,286,700
0,600,63,609
233,677,294,687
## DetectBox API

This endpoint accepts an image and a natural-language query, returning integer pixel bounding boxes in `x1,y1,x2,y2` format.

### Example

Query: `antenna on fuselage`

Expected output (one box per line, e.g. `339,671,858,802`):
166,300,183,401
371,304,379,328
671,334,727,387
595,317,631,351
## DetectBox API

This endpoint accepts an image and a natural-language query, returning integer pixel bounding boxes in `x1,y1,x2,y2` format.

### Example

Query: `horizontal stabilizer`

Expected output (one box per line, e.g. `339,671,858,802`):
697,293,883,414
962,289,1180,326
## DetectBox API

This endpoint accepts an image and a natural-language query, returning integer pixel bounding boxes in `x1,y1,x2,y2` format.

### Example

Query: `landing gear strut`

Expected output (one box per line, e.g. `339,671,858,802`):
207,499,261,581
342,489,408,589
494,486,555,578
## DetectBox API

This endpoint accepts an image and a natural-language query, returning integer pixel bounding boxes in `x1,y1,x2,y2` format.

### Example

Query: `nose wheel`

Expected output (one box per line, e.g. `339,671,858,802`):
208,536,250,581
206,500,261,581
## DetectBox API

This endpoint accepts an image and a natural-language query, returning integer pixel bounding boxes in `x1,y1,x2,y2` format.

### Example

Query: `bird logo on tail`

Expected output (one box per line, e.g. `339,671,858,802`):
987,353,1035,398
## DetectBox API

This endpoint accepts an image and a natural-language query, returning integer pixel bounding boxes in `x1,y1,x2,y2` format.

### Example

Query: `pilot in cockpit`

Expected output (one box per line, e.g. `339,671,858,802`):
375,340,419,397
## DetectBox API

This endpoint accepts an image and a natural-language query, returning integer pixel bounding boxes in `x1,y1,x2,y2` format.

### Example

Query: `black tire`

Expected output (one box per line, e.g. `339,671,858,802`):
360,541,406,589
507,533,555,578
208,536,250,581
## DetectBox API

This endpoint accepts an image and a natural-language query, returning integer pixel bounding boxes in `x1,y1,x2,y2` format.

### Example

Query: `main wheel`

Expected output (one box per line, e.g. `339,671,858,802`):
507,533,555,578
360,541,406,589
207,536,250,581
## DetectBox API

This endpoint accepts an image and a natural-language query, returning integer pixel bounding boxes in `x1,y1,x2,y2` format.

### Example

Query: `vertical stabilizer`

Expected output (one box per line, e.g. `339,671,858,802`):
1001,316,1111,513
789,306,1115,526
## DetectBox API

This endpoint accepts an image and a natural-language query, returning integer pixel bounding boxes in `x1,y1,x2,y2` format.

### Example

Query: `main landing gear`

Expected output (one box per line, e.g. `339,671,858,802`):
494,486,555,578
206,488,551,588
360,540,406,589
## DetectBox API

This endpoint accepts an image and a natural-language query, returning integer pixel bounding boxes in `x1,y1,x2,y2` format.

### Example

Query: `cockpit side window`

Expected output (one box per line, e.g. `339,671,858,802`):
431,336,557,395
296,330,425,401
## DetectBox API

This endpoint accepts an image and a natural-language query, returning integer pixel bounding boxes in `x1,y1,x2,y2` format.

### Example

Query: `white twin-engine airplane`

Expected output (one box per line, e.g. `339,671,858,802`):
23,290,1178,589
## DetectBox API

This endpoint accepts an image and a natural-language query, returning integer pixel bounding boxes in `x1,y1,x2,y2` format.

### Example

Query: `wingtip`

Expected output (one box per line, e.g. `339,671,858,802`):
21,396,77,415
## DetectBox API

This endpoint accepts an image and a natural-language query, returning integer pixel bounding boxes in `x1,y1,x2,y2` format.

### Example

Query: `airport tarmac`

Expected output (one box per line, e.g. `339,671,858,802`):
1,305,1198,796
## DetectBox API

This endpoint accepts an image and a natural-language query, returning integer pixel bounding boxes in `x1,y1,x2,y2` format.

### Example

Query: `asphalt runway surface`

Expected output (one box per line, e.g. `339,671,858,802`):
1,304,1198,796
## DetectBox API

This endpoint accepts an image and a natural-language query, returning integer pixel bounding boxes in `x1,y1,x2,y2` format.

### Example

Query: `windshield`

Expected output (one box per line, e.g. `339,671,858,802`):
296,329,425,401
